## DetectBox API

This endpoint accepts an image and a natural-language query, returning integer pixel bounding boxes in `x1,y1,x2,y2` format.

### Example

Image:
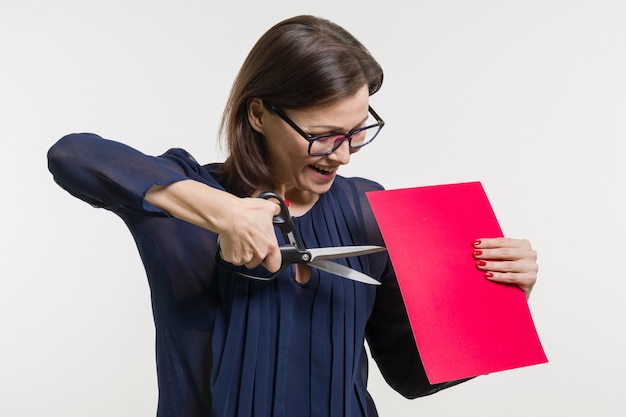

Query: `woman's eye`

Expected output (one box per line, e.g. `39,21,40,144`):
352,130,365,140
316,135,343,143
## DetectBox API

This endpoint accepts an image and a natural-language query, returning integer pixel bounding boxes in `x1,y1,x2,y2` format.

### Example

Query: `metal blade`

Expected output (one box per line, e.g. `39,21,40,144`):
310,259,381,285
307,245,386,261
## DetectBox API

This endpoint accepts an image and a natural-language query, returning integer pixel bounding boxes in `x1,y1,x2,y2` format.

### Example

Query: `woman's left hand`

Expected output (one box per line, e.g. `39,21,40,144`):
472,237,538,299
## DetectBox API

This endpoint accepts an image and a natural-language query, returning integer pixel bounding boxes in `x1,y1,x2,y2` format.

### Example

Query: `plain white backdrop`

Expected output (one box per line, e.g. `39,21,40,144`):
2,0,625,416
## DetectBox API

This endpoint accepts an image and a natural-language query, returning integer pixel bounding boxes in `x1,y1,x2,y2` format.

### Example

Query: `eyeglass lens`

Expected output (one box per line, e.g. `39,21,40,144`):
309,116,382,156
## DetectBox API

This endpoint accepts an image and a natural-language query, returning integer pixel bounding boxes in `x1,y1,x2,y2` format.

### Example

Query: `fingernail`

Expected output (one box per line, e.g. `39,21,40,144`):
485,272,494,279
473,240,481,247
477,261,487,267
284,199,291,207
473,250,482,257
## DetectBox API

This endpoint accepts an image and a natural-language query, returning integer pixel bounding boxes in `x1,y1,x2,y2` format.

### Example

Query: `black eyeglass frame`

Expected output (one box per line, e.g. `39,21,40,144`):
263,100,385,156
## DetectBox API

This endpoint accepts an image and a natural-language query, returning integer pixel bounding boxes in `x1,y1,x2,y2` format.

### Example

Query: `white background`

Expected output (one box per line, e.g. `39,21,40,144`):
1,0,625,416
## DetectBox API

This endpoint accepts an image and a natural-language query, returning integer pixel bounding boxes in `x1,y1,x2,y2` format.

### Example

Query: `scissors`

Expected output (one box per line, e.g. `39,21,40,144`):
215,191,386,285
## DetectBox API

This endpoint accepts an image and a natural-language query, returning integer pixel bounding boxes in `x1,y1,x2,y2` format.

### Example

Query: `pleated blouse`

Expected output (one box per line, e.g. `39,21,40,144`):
48,133,461,417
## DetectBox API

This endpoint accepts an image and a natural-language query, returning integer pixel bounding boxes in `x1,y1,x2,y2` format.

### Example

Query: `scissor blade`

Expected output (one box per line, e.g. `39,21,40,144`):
310,259,381,285
307,245,386,261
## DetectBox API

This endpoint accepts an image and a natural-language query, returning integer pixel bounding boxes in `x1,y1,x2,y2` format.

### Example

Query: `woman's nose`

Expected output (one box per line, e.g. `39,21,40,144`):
327,139,351,164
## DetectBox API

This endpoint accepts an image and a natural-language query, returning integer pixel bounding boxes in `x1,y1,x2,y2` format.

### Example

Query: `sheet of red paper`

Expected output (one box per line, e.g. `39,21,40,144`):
366,182,547,383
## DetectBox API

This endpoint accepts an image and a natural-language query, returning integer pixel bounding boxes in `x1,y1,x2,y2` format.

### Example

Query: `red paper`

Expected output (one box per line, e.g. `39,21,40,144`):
366,182,547,383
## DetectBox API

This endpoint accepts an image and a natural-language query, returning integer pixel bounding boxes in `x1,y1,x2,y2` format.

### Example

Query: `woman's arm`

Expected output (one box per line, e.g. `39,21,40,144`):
146,181,282,272
48,133,282,272
48,133,192,214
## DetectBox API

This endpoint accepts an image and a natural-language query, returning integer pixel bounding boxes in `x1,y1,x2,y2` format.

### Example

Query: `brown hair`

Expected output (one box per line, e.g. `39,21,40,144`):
217,15,384,196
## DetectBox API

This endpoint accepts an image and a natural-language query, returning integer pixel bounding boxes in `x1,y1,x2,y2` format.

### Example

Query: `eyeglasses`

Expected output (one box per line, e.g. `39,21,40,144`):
263,101,385,156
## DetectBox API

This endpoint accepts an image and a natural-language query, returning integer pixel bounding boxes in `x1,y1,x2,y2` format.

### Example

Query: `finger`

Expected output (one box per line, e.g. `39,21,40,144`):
263,198,282,217
484,270,536,285
224,251,259,268
473,247,525,261
261,246,283,273
476,258,539,274
473,237,532,250
219,240,262,268
252,194,284,217
475,259,519,273
484,271,536,299
243,252,265,269
473,242,537,262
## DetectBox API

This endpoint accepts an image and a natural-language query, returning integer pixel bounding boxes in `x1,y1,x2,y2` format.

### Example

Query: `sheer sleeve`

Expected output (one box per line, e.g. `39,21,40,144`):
47,133,220,216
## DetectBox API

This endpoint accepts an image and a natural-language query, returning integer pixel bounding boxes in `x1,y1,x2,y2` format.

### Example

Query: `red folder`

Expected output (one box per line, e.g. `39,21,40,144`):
366,182,547,383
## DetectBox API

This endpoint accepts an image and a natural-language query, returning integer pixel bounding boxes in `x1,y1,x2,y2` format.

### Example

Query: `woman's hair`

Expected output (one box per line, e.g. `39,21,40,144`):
217,15,384,196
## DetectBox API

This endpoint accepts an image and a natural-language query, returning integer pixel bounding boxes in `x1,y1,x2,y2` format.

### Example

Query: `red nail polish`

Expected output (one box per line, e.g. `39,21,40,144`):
477,261,487,267
473,250,482,256
284,199,291,207
473,240,482,247
485,272,494,278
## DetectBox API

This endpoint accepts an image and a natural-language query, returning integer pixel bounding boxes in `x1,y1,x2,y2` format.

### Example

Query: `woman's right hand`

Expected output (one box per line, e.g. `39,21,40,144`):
217,196,283,272
146,180,282,272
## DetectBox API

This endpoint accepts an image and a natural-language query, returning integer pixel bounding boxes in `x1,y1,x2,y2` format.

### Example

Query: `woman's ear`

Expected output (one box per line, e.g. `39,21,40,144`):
247,98,266,134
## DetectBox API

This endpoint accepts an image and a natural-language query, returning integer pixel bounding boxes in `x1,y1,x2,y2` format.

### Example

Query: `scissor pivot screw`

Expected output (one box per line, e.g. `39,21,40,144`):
302,253,311,262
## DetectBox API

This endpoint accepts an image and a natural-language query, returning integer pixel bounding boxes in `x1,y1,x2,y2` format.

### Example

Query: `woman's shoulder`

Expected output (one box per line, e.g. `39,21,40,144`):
333,175,385,194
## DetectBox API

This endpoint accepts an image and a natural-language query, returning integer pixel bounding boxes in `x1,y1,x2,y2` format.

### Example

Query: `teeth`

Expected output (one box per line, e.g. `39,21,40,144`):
311,164,336,174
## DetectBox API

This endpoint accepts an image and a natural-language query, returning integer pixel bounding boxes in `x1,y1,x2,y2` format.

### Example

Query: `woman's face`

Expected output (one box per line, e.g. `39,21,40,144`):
251,85,370,202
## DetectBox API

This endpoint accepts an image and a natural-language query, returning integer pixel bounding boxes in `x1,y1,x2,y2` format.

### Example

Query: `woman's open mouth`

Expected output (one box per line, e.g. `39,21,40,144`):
309,164,337,176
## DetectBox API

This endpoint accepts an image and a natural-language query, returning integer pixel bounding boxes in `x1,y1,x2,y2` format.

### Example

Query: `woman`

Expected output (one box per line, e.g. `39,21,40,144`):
48,15,538,417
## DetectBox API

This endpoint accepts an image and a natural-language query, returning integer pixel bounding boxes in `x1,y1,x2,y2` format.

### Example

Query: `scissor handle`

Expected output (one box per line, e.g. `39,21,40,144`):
257,191,303,249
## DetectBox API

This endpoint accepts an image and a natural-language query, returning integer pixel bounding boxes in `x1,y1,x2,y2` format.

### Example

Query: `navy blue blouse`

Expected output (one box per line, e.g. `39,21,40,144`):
48,133,462,417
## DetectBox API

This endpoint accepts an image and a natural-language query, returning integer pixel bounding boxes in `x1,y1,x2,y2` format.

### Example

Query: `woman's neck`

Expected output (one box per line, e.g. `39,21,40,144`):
273,187,320,217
